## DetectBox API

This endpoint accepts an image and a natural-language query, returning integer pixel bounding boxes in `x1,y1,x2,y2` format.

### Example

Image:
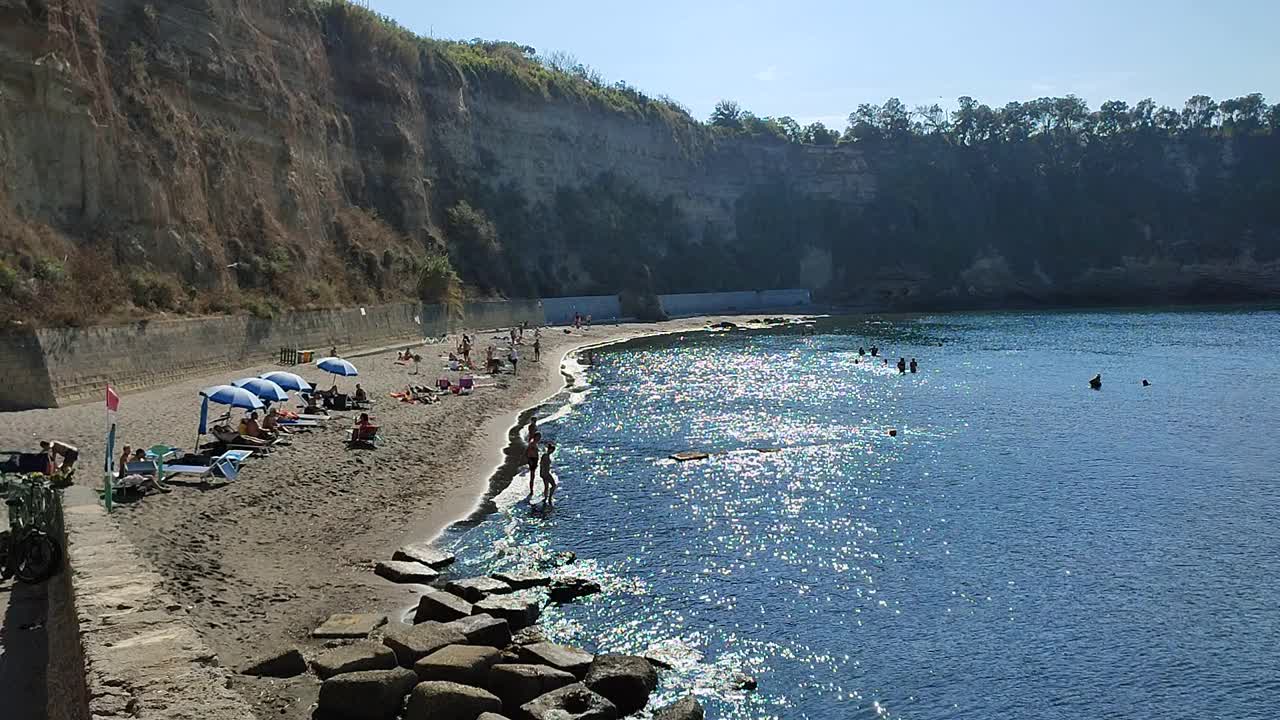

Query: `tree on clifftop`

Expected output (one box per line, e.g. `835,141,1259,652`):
710,99,743,129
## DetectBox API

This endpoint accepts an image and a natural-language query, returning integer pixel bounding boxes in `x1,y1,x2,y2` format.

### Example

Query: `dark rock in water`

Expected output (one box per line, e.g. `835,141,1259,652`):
316,668,417,720
653,695,705,720
583,654,658,715
375,560,439,584
537,551,577,569
511,626,549,647
312,642,397,679
413,644,502,685
732,673,758,691
446,576,513,602
549,577,603,603
517,642,594,678
488,663,577,708
404,680,502,720
491,570,553,589
382,621,468,667
711,321,739,330
642,654,674,670
473,595,540,629
313,613,388,639
239,646,307,677
442,613,512,648
393,543,456,569
519,683,618,720
414,588,474,623
670,451,709,462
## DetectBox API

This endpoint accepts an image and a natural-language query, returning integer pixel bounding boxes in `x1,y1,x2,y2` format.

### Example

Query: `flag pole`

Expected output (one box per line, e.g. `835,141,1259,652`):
103,384,119,513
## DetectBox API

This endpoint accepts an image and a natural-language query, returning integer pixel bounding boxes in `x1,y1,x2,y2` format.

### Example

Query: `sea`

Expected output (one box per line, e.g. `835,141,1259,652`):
439,308,1280,720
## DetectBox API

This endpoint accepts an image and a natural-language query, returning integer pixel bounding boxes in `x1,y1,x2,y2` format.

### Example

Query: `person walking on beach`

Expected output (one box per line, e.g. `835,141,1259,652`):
540,443,558,506
526,431,541,495
509,345,519,375
533,335,541,362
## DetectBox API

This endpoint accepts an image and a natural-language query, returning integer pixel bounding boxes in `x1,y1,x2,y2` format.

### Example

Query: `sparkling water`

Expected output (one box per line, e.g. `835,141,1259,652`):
443,309,1280,719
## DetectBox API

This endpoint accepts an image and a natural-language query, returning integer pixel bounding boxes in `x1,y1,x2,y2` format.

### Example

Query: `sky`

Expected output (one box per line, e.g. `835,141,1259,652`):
368,0,1280,128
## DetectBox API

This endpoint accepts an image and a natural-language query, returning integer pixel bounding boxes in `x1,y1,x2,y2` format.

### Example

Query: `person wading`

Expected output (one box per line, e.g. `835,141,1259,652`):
525,430,541,495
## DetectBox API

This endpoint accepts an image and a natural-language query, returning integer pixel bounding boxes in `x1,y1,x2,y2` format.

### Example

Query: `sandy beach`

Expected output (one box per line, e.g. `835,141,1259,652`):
0,314,785,718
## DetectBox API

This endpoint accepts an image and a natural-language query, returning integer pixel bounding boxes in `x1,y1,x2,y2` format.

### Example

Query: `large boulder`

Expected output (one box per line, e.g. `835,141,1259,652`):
404,680,502,720
488,663,577,708
446,576,513,602
653,695,705,720
414,644,503,685
239,646,306,677
312,642,398,679
316,668,417,720
393,543,456,568
548,578,602,604
376,560,440,584
473,595,539,630
491,571,552,590
516,643,594,678
518,683,617,720
511,626,548,647
442,614,512,647
415,588,474,623
583,655,658,715
477,714,512,720
383,622,468,667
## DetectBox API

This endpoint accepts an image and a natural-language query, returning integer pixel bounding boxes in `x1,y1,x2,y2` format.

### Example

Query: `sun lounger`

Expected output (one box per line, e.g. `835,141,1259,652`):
347,425,380,448
278,419,322,427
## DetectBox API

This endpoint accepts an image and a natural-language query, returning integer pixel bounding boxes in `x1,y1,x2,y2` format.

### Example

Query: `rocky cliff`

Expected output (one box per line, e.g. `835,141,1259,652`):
1,0,1277,327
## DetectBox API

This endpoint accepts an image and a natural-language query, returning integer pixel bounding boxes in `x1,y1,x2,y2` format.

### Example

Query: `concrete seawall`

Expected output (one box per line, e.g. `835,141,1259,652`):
0,290,811,410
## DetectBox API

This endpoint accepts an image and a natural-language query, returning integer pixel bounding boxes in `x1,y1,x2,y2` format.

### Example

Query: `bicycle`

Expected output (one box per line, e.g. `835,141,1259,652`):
0,474,63,584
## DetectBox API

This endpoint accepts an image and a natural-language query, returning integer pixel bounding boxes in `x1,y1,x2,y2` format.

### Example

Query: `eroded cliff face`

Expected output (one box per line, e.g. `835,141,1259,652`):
1,0,1276,326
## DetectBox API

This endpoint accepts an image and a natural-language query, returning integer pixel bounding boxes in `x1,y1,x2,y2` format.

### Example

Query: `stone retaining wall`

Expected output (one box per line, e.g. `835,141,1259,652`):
61,486,258,720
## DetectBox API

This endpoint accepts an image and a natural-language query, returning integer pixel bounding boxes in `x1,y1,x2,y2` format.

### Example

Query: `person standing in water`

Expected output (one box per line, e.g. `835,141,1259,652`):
858,347,865,356
870,346,879,357
897,357,907,374
909,358,918,373
1089,374,1102,390
525,430,541,495
540,443,558,505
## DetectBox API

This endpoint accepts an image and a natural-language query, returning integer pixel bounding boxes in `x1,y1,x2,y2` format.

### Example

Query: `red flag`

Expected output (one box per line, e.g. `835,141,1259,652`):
105,385,120,413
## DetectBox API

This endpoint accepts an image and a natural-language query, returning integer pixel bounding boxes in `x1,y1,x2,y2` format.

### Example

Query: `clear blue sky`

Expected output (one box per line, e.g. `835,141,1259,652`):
368,0,1280,128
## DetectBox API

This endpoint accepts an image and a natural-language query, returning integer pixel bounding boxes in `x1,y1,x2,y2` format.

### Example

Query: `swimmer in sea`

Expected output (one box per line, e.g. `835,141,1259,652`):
1089,373,1102,390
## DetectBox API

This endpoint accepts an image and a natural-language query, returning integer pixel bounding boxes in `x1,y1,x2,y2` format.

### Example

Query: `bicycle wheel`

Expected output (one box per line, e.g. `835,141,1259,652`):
15,531,59,583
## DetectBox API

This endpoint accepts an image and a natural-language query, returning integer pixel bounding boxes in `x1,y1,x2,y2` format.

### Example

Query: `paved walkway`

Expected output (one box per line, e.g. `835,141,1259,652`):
0,569,52,720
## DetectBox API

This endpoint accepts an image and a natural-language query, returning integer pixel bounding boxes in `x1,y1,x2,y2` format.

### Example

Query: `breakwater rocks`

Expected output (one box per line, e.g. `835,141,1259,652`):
240,541,707,719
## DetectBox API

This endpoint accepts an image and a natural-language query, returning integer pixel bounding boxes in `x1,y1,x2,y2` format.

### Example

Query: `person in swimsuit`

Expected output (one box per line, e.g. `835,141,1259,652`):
525,430,541,495
909,358,918,373
540,443,557,506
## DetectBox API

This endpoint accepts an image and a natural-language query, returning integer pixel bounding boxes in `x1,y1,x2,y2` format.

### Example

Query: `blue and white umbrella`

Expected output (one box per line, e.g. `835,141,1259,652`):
259,371,310,392
316,357,359,377
232,377,289,403
200,385,265,410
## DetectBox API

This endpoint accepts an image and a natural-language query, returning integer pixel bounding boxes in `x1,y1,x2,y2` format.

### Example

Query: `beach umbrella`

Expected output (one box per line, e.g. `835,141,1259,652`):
232,377,289,403
200,385,265,410
259,371,310,393
316,357,359,377
196,385,264,451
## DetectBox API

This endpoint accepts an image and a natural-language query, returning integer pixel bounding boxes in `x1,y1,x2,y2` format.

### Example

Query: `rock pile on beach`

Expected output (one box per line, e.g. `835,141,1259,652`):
240,540,703,719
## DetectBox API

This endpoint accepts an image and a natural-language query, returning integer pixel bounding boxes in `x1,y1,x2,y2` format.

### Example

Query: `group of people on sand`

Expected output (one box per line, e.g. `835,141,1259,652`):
524,417,557,507
857,346,920,374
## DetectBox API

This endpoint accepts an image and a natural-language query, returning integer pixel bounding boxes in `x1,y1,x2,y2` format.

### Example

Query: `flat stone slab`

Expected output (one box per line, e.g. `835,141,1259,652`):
517,643,595,678
383,622,468,668
488,663,577,708
405,680,502,720
520,683,618,720
312,642,398,679
442,613,512,647
313,613,388,639
491,571,552,589
473,595,540,630
415,588,474,623
549,577,602,603
393,543,456,569
414,644,503,686
446,576,513,602
376,560,440,584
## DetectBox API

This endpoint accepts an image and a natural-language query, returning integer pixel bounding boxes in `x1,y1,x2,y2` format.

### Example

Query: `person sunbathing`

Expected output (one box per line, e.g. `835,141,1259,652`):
262,409,289,436
240,412,275,441
354,384,368,403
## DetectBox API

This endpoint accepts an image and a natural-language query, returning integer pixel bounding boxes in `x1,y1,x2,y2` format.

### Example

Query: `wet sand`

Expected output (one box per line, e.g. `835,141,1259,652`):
0,315,786,718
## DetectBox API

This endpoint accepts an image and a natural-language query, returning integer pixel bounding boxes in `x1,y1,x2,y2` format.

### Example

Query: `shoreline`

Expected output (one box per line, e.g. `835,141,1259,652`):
0,313,806,720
